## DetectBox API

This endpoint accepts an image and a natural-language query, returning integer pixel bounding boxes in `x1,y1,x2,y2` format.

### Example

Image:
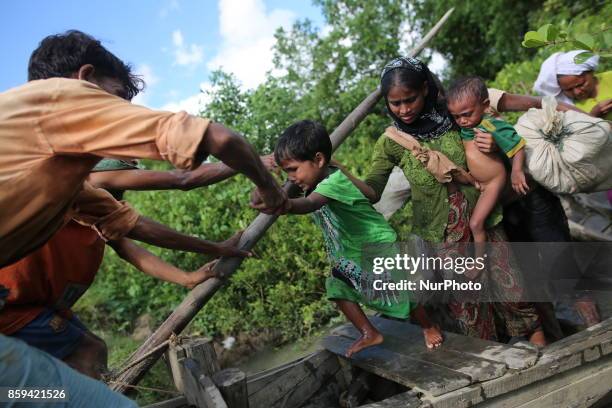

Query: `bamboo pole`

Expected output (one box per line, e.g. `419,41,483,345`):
110,8,454,393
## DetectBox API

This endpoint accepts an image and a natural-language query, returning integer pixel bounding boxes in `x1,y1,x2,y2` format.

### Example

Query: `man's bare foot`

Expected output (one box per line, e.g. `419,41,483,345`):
423,325,443,349
528,329,547,347
345,330,383,357
574,299,601,327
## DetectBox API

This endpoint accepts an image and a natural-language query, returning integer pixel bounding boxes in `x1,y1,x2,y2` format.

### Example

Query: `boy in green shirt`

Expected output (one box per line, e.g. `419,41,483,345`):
447,77,529,275
265,120,442,356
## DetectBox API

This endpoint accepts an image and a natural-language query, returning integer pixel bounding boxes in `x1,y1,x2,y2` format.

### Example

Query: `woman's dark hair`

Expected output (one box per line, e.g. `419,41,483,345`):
381,67,428,97
28,30,144,100
274,120,332,164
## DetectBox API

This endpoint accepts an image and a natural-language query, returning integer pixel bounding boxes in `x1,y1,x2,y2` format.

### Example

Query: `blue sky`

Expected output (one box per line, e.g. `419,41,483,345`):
1,0,324,112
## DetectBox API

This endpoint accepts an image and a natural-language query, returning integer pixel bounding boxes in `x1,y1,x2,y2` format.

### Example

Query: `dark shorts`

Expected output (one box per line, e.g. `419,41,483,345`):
10,308,87,359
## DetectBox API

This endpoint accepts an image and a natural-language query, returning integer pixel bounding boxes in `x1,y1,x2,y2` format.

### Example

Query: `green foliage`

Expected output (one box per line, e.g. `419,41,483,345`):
522,23,611,60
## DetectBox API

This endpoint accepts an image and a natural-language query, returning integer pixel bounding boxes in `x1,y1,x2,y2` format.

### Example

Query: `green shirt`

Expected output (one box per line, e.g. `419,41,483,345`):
365,130,502,242
460,116,526,158
312,168,397,267
575,71,612,121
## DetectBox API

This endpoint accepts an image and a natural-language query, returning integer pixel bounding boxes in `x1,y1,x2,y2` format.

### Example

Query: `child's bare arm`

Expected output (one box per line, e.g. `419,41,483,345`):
331,160,378,203
510,149,529,195
108,238,217,289
286,193,329,214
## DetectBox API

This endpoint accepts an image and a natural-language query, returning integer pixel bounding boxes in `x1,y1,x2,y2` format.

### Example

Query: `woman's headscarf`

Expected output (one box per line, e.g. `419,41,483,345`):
380,57,454,141
533,50,600,105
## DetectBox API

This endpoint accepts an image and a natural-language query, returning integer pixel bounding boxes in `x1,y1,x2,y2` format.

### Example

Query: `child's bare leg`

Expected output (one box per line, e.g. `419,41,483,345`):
467,174,506,278
411,305,443,349
335,300,383,357
63,331,108,379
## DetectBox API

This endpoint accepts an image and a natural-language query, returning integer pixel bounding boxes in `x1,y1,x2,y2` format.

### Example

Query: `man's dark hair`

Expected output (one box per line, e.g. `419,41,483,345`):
274,120,332,164
28,30,144,100
447,76,489,104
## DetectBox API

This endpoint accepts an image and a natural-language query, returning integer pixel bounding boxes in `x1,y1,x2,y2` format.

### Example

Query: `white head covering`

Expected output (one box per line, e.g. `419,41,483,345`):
533,50,600,105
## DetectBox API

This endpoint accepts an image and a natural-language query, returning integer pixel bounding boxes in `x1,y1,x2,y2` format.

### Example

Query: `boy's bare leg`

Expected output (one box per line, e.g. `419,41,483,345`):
411,305,443,349
63,331,108,379
335,300,383,357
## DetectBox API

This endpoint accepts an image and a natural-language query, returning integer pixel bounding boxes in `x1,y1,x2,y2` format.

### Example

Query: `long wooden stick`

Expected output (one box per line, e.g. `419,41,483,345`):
110,8,454,393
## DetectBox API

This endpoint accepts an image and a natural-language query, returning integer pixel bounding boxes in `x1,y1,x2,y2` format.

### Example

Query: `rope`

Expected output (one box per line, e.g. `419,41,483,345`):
108,333,182,382
106,381,181,396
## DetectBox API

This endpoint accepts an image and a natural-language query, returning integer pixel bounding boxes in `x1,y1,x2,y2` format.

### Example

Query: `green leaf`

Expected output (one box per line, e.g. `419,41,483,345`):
572,33,595,51
537,24,559,42
573,51,595,64
522,31,547,48
604,32,612,48
597,53,612,59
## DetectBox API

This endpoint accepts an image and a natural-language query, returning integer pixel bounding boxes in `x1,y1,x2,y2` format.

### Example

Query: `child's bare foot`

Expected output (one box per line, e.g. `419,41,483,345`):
423,325,443,349
528,328,547,347
345,329,383,358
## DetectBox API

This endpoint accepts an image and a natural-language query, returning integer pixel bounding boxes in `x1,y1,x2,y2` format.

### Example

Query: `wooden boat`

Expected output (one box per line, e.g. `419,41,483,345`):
145,315,611,408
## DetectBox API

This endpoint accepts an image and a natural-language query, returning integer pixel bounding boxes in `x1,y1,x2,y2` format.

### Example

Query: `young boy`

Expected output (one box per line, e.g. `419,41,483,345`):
447,77,529,274
263,120,442,356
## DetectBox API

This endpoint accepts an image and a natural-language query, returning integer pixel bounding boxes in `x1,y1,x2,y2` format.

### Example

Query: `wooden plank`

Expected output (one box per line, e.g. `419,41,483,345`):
480,353,582,399
421,385,484,408
477,355,612,408
334,325,507,382
168,337,220,393
141,396,188,408
247,350,340,408
323,335,471,397
180,358,228,408
212,368,248,408
359,390,427,408
335,316,538,370
541,317,612,359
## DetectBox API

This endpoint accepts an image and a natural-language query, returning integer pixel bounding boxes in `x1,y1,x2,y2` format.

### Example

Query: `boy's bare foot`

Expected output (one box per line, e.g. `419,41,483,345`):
345,329,383,358
528,328,547,347
423,325,443,349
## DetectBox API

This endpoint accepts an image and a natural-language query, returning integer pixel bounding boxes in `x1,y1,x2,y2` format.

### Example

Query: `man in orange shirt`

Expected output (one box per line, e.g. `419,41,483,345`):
0,30,286,406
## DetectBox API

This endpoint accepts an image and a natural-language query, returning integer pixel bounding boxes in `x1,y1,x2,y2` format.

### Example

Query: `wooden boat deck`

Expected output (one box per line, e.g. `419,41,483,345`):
323,316,612,407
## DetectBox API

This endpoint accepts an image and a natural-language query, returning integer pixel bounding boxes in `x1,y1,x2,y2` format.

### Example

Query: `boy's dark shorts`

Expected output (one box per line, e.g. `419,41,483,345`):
10,308,87,359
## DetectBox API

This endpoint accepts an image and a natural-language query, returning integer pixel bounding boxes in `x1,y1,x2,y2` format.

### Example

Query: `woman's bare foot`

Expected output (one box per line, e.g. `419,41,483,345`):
423,325,443,349
528,328,547,347
345,329,383,358
574,299,601,327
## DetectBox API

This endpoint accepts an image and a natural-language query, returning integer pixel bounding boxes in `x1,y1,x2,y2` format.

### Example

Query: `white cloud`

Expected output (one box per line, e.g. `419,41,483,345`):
159,0,180,18
131,64,160,107
172,29,204,67
206,0,296,89
160,82,213,115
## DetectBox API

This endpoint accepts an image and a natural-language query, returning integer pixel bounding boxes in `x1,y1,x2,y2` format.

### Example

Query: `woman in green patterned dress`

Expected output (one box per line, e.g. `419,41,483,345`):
351,57,546,344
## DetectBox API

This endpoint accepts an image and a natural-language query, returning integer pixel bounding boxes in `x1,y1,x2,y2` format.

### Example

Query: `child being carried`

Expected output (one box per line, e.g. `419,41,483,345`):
447,77,529,275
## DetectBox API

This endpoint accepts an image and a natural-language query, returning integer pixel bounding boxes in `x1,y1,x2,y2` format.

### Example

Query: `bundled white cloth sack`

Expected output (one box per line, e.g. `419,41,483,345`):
515,96,612,194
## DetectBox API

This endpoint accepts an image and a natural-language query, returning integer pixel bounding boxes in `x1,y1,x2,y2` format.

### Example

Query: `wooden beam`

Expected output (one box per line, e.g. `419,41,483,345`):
167,337,220,393
180,358,228,408
110,8,455,393
141,396,188,408
212,368,248,408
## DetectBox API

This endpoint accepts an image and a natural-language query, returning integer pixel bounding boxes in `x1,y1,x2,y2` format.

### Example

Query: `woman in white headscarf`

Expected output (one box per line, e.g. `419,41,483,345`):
534,50,612,119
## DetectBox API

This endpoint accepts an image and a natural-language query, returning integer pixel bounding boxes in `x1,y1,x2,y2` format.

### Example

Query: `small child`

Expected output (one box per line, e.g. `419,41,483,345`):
447,77,529,274
264,120,442,356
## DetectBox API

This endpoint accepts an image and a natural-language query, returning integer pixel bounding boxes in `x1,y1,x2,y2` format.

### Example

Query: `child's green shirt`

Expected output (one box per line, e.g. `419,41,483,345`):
312,168,397,265
460,116,526,158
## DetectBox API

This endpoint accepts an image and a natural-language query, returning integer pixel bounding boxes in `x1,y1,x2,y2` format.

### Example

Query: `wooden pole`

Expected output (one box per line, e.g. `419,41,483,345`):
110,8,454,393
